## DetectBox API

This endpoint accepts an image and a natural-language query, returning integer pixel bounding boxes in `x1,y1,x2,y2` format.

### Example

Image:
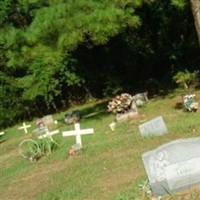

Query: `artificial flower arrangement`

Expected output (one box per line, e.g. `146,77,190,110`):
183,94,199,112
36,119,44,126
107,93,133,114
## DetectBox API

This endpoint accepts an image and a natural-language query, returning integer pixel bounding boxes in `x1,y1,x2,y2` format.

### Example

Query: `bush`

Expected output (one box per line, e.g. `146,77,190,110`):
173,70,199,92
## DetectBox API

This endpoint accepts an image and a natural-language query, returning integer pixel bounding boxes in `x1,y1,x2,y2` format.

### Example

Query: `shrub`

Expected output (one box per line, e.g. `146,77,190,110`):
173,70,199,92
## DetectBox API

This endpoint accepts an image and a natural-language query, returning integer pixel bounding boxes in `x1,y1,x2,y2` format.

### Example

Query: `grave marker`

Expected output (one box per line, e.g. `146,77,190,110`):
32,126,46,136
142,137,200,197
18,122,31,134
109,122,116,131
42,115,57,131
138,116,168,137
62,123,94,147
0,131,5,142
37,127,59,139
132,92,148,106
0,131,5,136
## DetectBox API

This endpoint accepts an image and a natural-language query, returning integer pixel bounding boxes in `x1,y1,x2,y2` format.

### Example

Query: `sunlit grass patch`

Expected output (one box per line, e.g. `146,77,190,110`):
1,92,200,200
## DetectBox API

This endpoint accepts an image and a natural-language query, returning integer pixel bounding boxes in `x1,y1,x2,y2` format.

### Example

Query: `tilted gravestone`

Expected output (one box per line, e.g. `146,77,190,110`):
142,137,200,197
42,115,57,131
132,92,148,106
138,116,168,137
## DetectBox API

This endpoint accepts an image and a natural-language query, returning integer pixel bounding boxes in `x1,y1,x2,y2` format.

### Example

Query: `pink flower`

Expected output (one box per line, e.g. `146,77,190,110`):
36,119,44,126
107,93,132,114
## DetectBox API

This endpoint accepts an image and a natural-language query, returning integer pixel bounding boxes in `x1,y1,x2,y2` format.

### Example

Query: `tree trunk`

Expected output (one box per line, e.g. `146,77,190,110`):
190,0,200,46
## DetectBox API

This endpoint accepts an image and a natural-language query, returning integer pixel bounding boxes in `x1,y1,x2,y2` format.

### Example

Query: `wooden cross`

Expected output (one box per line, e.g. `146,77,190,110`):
62,123,94,147
38,127,59,139
18,122,31,134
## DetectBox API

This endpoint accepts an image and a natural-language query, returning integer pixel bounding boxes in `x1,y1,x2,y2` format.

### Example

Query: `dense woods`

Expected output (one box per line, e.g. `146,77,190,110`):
0,0,200,128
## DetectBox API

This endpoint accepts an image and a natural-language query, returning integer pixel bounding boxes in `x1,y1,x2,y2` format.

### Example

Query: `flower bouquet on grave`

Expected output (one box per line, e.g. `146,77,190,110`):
107,93,140,122
36,119,44,126
32,119,46,136
182,94,199,112
107,93,133,114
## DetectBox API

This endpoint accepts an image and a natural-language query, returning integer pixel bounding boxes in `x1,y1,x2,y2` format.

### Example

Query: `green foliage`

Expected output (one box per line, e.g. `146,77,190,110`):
0,0,200,128
103,77,123,97
28,0,141,49
19,137,59,161
171,0,187,9
0,0,143,127
173,70,199,92
37,137,59,155
0,71,24,128
0,0,11,25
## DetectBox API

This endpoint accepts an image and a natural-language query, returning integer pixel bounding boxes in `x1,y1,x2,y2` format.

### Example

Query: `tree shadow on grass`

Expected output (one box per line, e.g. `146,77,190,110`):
80,100,110,120
57,100,111,125
174,102,183,110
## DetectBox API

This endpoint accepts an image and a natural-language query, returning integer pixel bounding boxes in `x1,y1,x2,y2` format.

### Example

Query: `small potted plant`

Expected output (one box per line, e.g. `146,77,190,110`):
173,70,199,112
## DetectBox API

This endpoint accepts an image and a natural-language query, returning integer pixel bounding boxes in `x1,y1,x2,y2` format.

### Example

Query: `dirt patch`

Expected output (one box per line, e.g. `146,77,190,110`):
161,185,200,200
0,147,19,168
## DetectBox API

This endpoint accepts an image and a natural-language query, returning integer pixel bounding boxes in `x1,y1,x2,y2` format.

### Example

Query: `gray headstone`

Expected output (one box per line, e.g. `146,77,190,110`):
138,116,168,137
42,115,57,130
132,92,148,106
130,101,138,113
142,137,200,197
42,115,54,125
32,126,47,136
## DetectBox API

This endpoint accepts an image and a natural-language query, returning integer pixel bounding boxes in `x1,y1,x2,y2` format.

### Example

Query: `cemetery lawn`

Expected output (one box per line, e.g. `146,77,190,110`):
1,92,200,200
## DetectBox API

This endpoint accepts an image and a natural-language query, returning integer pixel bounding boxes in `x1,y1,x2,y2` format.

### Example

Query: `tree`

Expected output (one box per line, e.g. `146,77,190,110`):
0,0,145,127
11,0,143,106
1,0,200,128
190,0,200,46
171,0,200,46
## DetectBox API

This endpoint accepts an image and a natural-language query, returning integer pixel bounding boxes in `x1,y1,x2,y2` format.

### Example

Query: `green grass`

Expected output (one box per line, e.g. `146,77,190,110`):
1,94,200,200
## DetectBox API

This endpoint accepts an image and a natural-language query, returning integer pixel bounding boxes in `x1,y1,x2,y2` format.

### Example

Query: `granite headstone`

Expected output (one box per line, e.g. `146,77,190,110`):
42,115,57,131
139,116,168,137
142,137,200,197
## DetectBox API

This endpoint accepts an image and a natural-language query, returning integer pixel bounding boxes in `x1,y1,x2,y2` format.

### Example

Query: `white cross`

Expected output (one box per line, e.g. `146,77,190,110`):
18,122,31,134
38,127,59,139
62,123,94,147
0,132,5,136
